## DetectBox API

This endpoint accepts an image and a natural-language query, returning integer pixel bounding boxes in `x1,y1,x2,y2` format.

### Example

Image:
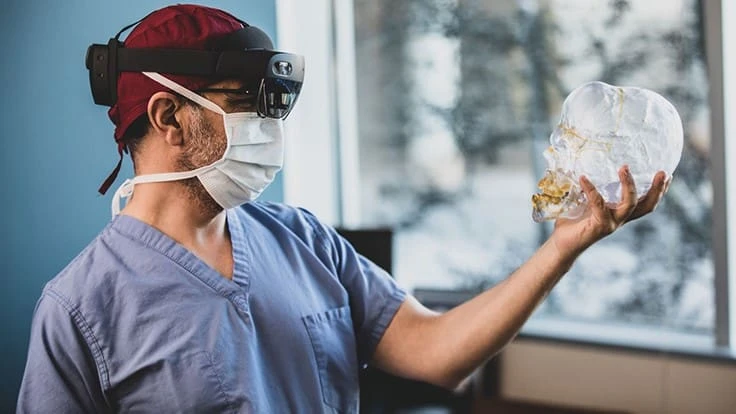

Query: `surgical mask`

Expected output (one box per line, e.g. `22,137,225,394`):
110,72,285,217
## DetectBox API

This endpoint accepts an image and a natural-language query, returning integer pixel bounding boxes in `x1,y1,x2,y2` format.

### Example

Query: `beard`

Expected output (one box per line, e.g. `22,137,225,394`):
176,104,227,217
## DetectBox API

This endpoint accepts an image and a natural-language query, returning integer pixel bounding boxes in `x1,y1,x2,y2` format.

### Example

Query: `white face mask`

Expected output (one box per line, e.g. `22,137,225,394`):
110,72,285,217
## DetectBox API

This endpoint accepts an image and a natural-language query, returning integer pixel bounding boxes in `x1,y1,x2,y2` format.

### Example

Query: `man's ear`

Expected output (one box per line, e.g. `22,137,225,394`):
147,92,184,146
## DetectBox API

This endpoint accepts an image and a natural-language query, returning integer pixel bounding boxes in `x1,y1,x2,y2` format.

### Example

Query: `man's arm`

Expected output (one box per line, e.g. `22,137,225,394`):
17,292,109,413
372,166,669,389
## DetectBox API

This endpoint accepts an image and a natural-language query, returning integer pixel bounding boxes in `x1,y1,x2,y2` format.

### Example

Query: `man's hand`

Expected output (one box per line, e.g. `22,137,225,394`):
551,166,671,259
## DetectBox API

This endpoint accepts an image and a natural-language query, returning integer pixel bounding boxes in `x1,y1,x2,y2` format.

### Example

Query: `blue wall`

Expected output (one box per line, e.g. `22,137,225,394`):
0,1,278,410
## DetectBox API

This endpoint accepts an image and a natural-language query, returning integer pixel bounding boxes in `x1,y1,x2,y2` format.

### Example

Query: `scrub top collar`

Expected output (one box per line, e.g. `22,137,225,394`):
109,210,253,300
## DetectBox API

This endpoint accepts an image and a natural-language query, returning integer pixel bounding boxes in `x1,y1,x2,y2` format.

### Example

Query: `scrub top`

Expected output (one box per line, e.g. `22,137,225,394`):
17,202,407,413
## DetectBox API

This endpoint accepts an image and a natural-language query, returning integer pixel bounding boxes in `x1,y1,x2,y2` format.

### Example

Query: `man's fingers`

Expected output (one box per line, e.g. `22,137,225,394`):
664,175,673,193
612,165,638,223
576,169,669,234
580,175,609,221
628,171,667,221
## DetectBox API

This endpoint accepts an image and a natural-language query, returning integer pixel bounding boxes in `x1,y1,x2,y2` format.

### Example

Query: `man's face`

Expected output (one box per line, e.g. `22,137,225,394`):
174,78,258,211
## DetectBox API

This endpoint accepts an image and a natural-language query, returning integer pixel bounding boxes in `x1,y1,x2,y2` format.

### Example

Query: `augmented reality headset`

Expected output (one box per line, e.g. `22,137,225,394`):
85,18,304,119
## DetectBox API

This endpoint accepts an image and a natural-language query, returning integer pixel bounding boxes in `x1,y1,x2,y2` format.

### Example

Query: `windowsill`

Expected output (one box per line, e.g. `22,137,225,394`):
413,288,736,364
519,316,736,364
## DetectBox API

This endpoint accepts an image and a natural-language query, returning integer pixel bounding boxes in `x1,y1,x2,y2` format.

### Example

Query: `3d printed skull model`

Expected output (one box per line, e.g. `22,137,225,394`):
532,81,683,222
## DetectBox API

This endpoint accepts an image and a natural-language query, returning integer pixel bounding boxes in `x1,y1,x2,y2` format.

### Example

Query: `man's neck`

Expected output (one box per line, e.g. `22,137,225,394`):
119,181,234,279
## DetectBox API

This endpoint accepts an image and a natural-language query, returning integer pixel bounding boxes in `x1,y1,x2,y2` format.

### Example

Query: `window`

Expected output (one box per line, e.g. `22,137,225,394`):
276,0,734,352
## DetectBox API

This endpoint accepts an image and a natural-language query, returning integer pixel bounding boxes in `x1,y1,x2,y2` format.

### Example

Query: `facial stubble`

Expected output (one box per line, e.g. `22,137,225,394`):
176,104,227,217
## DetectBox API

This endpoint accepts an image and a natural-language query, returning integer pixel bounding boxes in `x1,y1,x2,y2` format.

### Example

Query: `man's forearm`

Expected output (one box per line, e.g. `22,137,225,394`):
423,237,577,387
377,236,579,389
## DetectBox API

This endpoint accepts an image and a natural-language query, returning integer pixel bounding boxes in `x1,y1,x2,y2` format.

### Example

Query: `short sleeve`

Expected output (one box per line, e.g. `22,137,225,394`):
17,290,109,414
300,210,407,366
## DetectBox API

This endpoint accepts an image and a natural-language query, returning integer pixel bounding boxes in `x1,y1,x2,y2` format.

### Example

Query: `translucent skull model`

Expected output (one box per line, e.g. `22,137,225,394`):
532,81,683,222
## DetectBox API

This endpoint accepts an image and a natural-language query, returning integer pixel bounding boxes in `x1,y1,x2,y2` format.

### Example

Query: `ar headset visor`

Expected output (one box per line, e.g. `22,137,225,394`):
86,22,304,120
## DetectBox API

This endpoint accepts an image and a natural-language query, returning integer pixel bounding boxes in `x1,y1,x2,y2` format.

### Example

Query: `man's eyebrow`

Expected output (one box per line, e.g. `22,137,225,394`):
225,94,257,103
198,86,255,96
225,96,257,110
222,88,249,95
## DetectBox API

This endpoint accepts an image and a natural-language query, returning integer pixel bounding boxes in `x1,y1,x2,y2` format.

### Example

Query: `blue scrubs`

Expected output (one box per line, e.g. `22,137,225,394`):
17,202,406,413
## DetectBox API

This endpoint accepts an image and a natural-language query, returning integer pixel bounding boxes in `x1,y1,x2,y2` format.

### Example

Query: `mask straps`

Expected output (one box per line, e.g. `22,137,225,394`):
111,169,210,217
142,72,226,115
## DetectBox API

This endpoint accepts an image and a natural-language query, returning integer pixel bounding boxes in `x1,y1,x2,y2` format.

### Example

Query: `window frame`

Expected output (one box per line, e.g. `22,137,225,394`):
275,0,735,354
703,0,731,349
718,0,736,348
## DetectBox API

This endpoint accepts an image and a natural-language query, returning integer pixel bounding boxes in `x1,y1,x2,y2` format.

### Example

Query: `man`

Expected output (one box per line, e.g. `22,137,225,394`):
17,4,669,413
